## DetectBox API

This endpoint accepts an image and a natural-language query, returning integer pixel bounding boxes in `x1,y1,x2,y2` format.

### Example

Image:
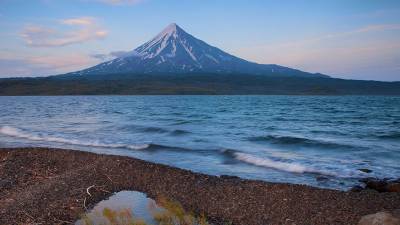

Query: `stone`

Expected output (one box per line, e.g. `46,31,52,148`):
358,212,400,225
0,179,13,189
316,175,329,182
363,178,389,192
387,183,400,193
359,178,400,193
220,175,240,180
359,168,373,173
350,185,364,192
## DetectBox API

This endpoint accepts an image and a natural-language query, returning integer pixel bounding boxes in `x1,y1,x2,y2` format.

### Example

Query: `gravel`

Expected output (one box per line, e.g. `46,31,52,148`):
1,147,399,225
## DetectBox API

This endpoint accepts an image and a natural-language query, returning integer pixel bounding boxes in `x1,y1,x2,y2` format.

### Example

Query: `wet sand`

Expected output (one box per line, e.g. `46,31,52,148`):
1,147,399,225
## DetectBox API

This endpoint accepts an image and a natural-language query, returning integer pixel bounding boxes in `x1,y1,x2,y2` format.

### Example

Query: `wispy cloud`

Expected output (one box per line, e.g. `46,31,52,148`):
61,17,95,26
270,24,400,49
234,23,400,81
353,9,400,19
320,24,400,40
91,50,130,61
92,0,145,5
20,17,107,47
0,53,99,77
91,53,110,61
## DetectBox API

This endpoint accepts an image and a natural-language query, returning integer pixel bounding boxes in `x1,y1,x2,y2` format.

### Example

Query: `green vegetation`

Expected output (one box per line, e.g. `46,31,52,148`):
82,208,147,225
1,74,400,95
81,197,211,225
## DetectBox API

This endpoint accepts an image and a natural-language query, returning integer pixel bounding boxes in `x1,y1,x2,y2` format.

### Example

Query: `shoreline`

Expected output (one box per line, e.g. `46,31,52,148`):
1,147,399,225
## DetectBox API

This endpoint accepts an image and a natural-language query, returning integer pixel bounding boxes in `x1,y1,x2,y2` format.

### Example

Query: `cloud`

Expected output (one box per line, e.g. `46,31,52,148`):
233,24,400,81
110,51,130,57
353,9,400,19
264,24,400,49
0,54,99,77
61,17,95,26
91,53,109,60
21,17,108,47
28,54,95,70
96,0,145,5
314,24,400,42
354,24,400,33
90,50,130,61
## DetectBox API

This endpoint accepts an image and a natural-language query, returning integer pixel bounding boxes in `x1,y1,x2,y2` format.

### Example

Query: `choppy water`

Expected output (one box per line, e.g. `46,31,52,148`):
0,96,399,190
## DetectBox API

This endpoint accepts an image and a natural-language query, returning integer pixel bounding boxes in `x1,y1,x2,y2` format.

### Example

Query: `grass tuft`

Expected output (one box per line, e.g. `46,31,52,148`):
81,196,212,225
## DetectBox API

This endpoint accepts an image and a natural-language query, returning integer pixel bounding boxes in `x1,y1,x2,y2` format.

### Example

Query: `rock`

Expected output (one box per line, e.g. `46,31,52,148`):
366,179,389,192
358,212,400,225
393,179,400,183
220,175,240,180
359,177,372,183
359,168,373,173
0,179,13,189
387,183,400,193
360,178,389,192
284,218,297,225
316,175,329,182
350,185,364,192
359,178,400,193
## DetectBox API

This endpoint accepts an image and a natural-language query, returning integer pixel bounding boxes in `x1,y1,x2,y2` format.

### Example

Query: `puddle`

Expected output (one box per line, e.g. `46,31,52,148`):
75,190,163,225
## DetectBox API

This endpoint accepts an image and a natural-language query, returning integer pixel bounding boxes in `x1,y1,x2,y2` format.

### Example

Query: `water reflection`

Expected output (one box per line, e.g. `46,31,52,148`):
75,191,162,225
76,190,212,225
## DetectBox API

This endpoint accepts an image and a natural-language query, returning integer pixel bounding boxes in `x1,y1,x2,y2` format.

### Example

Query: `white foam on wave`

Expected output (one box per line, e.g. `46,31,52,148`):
0,126,149,150
234,152,309,173
233,152,360,178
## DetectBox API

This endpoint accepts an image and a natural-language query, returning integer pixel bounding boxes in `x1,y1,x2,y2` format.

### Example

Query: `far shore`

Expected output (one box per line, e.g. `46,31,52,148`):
1,147,399,225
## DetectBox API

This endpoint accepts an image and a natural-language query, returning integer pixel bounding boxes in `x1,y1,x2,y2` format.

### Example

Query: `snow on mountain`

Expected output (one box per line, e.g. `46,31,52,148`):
69,23,328,78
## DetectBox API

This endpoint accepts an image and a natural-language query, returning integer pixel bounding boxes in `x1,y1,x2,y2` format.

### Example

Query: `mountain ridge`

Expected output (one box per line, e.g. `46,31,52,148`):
3,23,400,95
66,23,328,78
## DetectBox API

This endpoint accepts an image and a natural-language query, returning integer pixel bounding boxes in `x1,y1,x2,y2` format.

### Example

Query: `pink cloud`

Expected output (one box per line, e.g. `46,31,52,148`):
21,17,108,47
61,17,95,26
232,24,400,80
28,54,96,71
97,0,145,5
0,53,100,77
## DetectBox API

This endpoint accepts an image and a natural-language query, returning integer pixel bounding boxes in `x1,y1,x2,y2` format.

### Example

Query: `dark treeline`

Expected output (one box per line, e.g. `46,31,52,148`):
1,73,399,95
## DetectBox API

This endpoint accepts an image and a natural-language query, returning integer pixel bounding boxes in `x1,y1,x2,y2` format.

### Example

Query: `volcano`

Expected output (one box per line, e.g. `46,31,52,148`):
68,23,328,78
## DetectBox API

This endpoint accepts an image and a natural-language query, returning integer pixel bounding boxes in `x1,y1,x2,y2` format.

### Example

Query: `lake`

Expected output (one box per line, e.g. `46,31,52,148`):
0,95,399,190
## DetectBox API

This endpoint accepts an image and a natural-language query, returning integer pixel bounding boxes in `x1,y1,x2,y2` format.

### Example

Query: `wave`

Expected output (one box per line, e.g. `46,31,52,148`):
1,125,364,179
249,135,357,149
141,126,169,133
169,129,191,136
0,126,201,154
119,124,191,136
118,124,169,134
375,132,400,140
221,149,360,178
142,127,191,136
171,120,192,125
0,126,149,150
234,152,313,174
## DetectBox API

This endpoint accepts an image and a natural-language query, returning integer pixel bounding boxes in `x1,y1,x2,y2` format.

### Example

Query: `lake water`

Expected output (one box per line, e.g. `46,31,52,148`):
0,96,399,190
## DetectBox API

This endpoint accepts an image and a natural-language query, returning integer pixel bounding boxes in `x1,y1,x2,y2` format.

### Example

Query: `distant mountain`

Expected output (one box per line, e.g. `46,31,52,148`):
66,23,328,78
3,23,400,96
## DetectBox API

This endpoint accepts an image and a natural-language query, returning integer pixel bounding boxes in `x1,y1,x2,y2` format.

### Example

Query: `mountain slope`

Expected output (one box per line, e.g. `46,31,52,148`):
67,23,328,78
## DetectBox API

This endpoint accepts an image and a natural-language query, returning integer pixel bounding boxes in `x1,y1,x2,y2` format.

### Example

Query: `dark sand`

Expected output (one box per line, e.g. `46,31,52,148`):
1,147,399,225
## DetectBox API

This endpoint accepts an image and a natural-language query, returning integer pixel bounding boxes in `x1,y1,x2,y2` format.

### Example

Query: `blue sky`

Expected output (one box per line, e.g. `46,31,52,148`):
0,0,399,81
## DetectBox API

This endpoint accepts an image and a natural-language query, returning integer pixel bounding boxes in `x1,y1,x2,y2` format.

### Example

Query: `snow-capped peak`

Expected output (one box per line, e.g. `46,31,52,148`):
70,23,329,78
125,23,188,60
158,23,181,36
